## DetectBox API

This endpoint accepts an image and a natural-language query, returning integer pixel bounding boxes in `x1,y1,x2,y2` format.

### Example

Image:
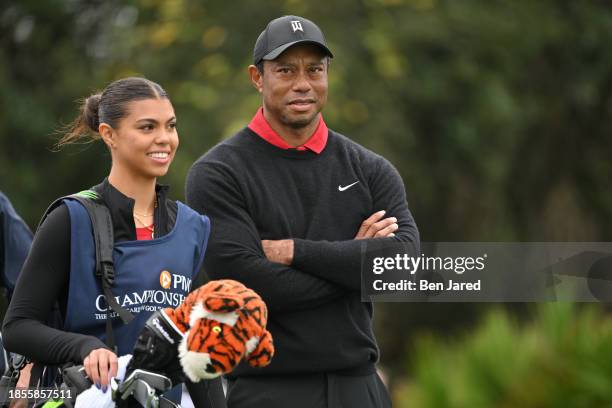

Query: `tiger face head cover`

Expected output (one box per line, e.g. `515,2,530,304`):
162,279,274,382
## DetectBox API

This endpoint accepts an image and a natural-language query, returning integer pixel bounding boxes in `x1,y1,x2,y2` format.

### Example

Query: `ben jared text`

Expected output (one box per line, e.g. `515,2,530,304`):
369,253,487,294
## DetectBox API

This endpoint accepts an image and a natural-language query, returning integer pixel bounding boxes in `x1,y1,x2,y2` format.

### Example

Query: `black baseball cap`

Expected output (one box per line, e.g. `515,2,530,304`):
253,15,333,65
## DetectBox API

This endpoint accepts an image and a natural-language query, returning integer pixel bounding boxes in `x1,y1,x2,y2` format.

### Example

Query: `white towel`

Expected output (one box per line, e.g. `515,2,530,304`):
74,354,132,408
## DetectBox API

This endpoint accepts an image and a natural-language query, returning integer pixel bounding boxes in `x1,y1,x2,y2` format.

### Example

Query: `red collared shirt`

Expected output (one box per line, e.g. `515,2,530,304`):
247,107,328,153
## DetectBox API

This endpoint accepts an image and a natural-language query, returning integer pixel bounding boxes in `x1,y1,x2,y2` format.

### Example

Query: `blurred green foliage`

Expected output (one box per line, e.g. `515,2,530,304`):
2,0,612,404
3,0,611,241
397,303,612,407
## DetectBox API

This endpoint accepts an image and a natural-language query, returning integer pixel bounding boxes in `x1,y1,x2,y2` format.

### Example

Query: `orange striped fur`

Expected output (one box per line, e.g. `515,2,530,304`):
163,279,274,378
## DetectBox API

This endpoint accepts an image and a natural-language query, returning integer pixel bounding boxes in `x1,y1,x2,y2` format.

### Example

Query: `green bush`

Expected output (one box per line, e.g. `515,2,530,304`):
396,304,612,408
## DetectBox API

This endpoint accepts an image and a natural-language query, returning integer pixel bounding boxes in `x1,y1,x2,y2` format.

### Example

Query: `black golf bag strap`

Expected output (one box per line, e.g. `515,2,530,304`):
38,190,134,351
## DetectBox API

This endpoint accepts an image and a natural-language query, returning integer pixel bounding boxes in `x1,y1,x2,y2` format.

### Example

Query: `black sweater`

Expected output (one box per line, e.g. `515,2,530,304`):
186,127,419,376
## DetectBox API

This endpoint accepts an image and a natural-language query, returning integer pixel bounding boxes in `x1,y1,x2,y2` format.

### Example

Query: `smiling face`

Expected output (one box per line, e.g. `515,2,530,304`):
101,97,178,180
251,43,329,132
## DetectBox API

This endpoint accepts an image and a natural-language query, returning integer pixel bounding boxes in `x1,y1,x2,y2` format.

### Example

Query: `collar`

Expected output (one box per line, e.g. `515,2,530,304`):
92,178,171,242
247,107,328,153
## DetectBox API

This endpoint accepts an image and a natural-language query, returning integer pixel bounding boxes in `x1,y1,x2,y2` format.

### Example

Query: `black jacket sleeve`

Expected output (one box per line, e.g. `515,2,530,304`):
292,156,420,291
2,204,108,365
186,161,346,314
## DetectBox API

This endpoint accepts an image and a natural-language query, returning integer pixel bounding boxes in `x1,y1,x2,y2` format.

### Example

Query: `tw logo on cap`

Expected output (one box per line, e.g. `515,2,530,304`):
290,20,303,32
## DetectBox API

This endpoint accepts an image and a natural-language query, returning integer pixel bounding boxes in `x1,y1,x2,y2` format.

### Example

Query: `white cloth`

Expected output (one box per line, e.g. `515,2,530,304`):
180,383,194,408
74,354,132,408
74,355,192,408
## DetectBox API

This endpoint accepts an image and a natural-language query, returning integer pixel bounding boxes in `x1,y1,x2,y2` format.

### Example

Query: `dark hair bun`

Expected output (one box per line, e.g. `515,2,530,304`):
83,93,102,132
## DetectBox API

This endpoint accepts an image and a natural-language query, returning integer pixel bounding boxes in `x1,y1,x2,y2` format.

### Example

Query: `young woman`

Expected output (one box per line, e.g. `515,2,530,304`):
2,77,225,407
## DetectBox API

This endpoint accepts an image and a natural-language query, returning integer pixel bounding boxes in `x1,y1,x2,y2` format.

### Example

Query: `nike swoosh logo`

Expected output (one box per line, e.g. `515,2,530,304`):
338,181,359,192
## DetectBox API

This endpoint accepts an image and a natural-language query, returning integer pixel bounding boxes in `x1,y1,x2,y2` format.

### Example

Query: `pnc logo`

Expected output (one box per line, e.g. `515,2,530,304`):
159,270,172,289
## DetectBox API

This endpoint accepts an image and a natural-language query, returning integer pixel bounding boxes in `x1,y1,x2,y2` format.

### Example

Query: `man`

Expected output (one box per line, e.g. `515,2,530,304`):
0,192,33,407
0,191,32,305
186,15,419,408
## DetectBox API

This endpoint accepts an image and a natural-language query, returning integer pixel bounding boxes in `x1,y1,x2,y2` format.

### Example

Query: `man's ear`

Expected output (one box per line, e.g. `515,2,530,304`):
248,65,264,93
99,123,115,149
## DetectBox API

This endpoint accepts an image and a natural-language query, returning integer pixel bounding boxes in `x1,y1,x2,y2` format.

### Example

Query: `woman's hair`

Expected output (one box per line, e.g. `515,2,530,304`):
57,77,169,147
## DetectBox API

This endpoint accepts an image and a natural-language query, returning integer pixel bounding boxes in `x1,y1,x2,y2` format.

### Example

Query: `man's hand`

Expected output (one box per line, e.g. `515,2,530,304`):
354,210,398,239
262,239,294,265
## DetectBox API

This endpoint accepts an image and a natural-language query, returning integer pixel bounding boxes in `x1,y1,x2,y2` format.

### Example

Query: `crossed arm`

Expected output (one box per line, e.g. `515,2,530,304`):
262,158,420,291
187,161,349,313
262,210,398,263
187,157,419,302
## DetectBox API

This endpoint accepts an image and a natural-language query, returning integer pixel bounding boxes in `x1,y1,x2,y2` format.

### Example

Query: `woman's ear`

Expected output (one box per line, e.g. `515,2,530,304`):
99,123,116,149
